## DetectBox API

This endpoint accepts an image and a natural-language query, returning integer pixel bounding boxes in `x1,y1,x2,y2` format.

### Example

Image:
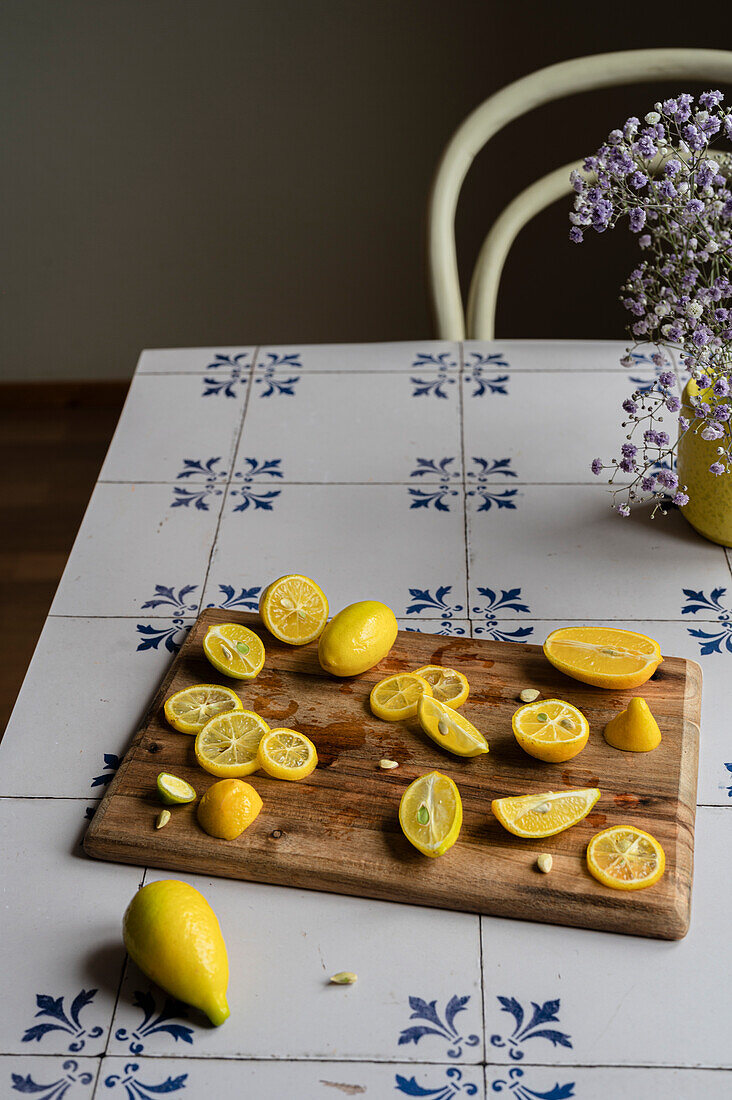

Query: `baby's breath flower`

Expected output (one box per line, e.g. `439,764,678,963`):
570,89,732,517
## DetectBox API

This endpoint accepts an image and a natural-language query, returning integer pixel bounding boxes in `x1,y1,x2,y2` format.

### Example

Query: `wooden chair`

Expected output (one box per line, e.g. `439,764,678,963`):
428,48,732,340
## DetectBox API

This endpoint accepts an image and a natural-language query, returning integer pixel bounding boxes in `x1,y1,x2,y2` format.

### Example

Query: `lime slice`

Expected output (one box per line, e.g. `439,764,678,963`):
157,772,197,805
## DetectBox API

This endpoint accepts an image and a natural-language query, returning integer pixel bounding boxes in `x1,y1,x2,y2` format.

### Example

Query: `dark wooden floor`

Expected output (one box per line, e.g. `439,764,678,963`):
0,382,128,736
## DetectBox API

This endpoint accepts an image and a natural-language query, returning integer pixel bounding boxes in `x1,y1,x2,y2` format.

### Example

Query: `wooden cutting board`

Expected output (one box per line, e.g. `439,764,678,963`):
84,609,701,939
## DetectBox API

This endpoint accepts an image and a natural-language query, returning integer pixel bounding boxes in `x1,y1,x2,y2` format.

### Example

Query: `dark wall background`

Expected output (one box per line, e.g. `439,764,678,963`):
2,0,732,380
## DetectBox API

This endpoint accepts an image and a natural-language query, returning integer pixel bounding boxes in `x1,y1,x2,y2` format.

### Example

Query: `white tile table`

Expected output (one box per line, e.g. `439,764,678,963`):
2,341,730,1099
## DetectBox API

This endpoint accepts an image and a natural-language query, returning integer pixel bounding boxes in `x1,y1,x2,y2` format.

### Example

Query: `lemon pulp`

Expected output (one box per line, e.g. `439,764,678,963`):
194,710,269,777
492,788,600,838
399,771,462,857
260,574,329,645
417,695,488,757
370,673,432,721
203,623,265,680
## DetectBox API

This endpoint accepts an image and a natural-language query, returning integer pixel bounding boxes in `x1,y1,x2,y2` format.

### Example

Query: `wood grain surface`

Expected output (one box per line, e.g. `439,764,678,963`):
84,609,701,939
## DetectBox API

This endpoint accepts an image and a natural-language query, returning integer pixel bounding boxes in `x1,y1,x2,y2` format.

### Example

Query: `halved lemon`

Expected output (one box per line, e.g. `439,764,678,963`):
414,665,469,708
512,698,589,763
203,623,265,680
399,771,462,857
544,626,662,689
260,574,329,645
587,825,665,890
164,684,243,734
194,710,270,777
257,728,318,780
417,695,488,757
370,673,433,721
492,787,600,838
157,772,197,805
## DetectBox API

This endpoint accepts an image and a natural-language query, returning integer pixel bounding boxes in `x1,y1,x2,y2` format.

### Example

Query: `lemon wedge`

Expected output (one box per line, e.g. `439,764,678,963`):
164,685,243,735
512,698,589,763
492,787,600,838
544,626,662,689
156,773,197,805
194,710,269,777
414,665,469,708
399,771,462,857
203,623,265,680
587,825,665,890
370,673,432,721
257,728,318,780
260,574,329,645
417,695,488,757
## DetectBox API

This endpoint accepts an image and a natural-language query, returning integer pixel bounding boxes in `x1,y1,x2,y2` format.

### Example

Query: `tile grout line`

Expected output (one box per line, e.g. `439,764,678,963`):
197,347,260,606
458,342,486,1054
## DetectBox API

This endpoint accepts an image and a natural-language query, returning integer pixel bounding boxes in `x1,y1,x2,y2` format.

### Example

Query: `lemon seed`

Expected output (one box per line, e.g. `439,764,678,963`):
537,712,548,722
534,802,551,814
559,718,574,730
155,810,171,830
519,688,540,703
379,758,399,770
330,971,357,984
537,853,553,874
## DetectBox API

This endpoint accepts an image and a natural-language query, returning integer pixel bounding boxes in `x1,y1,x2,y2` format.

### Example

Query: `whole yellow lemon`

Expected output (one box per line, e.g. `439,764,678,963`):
318,600,398,677
122,880,230,1026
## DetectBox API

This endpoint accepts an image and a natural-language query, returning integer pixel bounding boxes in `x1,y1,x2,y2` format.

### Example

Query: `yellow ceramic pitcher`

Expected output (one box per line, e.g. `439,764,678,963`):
677,378,732,547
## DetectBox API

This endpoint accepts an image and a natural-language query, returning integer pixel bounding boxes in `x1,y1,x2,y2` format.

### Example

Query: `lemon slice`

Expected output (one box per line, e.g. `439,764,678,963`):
417,695,488,757
399,771,462,857
370,673,433,721
587,825,665,890
544,626,662,689
260,574,329,645
203,623,265,680
157,772,197,805
195,710,269,777
512,698,589,763
257,728,318,780
492,787,600,838
164,685,243,735
414,665,469,708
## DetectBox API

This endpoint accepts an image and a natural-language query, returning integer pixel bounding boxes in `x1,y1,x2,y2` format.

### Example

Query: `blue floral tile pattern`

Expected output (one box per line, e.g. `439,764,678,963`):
463,352,510,397
11,1059,95,1097
490,1068,575,1099
395,1067,479,1097
170,485,223,511
406,586,465,621
628,349,672,395
472,588,533,642
409,486,461,512
140,586,199,614
229,458,283,511
681,587,732,652
206,584,263,610
113,990,193,1055
202,353,250,398
175,458,227,482
722,763,732,798
410,458,461,480
467,458,517,479
405,622,467,637
468,488,520,512
104,1063,188,1097
135,620,190,654
21,991,103,1053
90,754,121,789
397,995,480,1059
255,352,302,397
489,996,572,1061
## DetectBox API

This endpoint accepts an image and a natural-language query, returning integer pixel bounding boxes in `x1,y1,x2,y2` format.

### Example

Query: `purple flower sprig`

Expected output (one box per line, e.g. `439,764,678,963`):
571,92,732,515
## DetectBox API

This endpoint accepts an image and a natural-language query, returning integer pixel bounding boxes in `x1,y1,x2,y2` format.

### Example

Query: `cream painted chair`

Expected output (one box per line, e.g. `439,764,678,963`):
428,48,732,340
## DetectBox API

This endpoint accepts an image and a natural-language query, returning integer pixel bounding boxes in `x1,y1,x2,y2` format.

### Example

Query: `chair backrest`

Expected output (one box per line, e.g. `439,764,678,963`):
428,48,732,340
